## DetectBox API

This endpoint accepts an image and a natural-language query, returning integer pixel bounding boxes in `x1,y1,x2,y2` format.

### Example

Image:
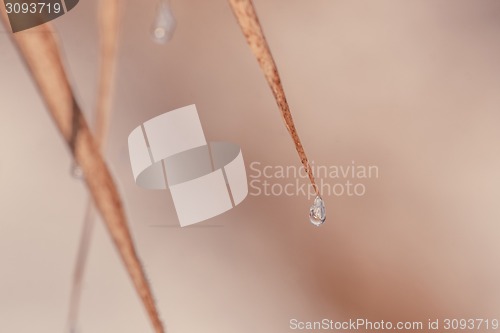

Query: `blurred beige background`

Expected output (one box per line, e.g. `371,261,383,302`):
1,0,500,332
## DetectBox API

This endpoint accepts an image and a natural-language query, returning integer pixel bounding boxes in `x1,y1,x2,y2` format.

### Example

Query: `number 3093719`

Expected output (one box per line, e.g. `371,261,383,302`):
5,2,62,14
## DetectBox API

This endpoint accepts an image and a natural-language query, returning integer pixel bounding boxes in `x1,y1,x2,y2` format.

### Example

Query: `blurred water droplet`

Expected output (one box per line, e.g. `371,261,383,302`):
71,162,84,179
309,196,326,226
151,0,176,44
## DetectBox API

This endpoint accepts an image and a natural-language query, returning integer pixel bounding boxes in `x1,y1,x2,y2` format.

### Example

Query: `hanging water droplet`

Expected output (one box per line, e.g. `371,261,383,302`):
309,195,326,226
70,162,84,179
151,0,176,44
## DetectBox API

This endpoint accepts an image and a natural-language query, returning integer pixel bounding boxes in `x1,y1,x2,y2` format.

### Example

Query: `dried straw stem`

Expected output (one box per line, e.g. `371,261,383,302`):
66,0,123,331
67,200,97,332
0,11,165,333
228,0,319,196
94,0,120,146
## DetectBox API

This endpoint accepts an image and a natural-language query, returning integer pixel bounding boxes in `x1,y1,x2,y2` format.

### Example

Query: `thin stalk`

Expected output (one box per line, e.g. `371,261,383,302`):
66,1,122,331
66,201,97,333
228,0,319,195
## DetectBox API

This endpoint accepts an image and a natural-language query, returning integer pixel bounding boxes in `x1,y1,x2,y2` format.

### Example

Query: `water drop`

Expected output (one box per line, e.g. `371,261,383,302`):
151,0,176,44
70,162,84,179
309,196,326,226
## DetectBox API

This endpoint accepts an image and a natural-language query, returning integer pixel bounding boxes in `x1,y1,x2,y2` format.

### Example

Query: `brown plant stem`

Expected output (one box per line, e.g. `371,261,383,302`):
94,0,120,146
0,11,165,333
228,0,319,196
66,200,97,333
66,1,122,331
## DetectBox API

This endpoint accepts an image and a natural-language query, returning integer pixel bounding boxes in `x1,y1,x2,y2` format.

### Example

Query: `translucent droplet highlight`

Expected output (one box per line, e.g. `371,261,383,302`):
70,162,84,179
151,0,176,44
309,195,326,226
